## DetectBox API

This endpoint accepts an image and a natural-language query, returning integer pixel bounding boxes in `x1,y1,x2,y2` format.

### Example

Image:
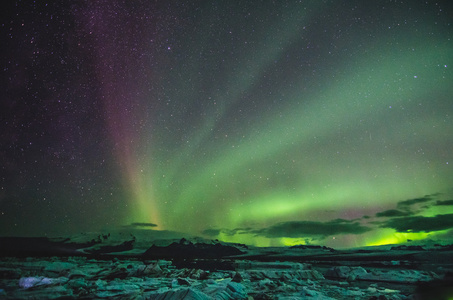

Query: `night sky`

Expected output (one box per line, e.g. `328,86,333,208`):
1,1,453,248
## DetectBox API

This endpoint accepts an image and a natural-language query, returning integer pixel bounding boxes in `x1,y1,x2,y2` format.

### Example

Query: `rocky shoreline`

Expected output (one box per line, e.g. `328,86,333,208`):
1,255,451,299
0,237,452,299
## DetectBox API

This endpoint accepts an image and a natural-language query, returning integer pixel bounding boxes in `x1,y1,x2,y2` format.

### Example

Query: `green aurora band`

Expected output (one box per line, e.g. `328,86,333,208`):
109,2,453,248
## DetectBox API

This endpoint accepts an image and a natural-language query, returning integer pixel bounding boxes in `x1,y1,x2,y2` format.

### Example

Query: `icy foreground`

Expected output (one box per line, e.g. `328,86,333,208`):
0,238,452,299
0,256,450,299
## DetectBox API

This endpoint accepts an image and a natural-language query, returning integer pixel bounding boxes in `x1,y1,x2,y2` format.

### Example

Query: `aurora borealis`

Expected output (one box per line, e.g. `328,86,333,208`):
1,1,453,248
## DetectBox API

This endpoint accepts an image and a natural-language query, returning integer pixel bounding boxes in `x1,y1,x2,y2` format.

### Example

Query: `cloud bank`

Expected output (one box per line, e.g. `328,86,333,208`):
202,192,453,244
379,214,453,233
128,222,158,228
252,219,372,238
203,219,371,240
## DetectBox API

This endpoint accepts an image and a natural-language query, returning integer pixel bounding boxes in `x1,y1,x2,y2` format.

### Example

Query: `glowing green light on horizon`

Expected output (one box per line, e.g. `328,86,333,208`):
366,230,433,247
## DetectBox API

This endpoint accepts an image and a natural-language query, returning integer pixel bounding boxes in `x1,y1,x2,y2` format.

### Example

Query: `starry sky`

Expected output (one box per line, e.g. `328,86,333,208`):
1,0,453,248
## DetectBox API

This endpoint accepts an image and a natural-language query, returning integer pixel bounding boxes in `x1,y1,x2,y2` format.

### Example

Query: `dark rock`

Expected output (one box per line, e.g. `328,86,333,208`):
232,271,242,282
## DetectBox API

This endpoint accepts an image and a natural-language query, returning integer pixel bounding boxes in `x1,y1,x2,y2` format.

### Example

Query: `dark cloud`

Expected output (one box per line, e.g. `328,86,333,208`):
380,214,453,233
201,227,252,237
397,196,433,209
433,229,453,240
129,222,158,228
375,209,412,218
434,200,453,206
223,228,244,236
251,219,371,238
201,228,221,236
201,219,371,239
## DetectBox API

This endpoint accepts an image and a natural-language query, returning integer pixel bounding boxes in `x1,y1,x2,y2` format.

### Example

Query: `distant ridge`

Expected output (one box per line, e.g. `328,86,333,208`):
142,238,245,259
0,237,96,257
